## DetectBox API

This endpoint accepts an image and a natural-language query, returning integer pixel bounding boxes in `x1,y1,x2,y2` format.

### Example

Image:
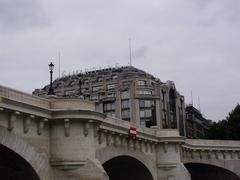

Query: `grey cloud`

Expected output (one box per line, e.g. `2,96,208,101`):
0,0,50,32
0,0,240,121
197,18,217,27
194,0,215,9
194,0,240,27
132,46,147,59
224,1,240,23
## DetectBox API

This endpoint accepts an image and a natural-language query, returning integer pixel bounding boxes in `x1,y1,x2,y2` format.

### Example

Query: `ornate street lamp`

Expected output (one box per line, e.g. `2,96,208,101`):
48,62,55,95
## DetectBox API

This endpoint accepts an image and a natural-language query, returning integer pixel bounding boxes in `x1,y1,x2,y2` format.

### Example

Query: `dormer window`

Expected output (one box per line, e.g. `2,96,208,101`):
112,75,118,80
98,77,104,82
84,80,89,85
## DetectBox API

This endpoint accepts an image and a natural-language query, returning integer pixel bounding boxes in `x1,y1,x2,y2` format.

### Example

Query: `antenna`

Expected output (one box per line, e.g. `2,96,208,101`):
198,96,201,112
129,38,132,66
58,52,61,78
191,90,193,106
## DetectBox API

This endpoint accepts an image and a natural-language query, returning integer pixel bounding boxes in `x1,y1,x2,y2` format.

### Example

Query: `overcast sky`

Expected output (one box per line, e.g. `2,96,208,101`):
0,0,240,121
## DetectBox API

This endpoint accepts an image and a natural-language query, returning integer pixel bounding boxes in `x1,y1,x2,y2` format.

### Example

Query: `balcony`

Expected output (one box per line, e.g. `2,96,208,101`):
102,97,116,102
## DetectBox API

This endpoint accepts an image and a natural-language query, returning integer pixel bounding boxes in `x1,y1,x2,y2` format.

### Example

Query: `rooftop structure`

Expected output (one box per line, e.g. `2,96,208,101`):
185,104,210,138
33,66,186,136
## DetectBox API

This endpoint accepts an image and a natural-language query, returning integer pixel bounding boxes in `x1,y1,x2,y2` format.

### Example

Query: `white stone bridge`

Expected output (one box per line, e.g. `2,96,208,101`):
0,85,240,180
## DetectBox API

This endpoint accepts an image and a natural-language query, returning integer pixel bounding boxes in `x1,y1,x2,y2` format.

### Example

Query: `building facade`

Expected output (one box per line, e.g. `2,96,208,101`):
185,105,209,138
33,66,185,136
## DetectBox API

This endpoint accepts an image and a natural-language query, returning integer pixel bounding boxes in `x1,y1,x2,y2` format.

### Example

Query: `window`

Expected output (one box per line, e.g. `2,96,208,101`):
139,100,145,108
121,109,130,120
139,99,156,128
145,109,152,117
99,94,104,100
140,110,145,118
106,112,115,118
140,109,152,118
69,80,77,86
145,100,152,107
139,100,154,108
138,80,147,86
186,114,192,120
103,102,115,111
137,90,152,95
95,103,101,112
81,88,89,93
84,80,89,85
140,119,146,127
98,77,103,82
112,75,118,80
55,82,62,89
92,85,103,92
121,99,130,120
106,93,115,97
121,100,129,109
103,102,115,118
169,89,177,129
107,84,115,90
64,90,75,96
90,94,98,100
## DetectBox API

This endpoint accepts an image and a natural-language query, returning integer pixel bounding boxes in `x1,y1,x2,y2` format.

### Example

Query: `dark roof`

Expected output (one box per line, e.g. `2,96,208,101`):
45,66,159,88
62,66,149,79
33,66,166,95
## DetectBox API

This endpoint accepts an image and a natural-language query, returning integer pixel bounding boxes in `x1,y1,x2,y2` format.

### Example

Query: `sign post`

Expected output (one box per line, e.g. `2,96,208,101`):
129,127,137,138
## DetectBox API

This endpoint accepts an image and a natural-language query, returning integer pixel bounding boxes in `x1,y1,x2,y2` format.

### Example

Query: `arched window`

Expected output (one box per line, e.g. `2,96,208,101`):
169,89,177,128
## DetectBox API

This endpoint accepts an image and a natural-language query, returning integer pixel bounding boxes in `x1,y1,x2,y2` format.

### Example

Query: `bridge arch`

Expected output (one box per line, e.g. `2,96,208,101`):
0,126,50,180
0,144,40,180
96,146,157,180
185,162,240,180
103,155,153,180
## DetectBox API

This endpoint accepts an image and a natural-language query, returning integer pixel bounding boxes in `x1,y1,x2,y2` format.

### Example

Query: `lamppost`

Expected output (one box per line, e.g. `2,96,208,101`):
48,62,55,95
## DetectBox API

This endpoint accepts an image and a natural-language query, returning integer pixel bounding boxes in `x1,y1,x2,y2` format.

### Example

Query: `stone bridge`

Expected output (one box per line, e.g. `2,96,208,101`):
0,85,240,180
182,139,240,180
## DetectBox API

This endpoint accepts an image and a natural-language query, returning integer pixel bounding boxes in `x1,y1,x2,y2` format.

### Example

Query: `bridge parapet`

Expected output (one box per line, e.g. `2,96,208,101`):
0,85,50,109
182,139,240,160
182,139,240,178
0,84,182,144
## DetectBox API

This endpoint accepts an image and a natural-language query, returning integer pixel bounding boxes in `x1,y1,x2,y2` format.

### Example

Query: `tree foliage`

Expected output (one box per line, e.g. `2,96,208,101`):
205,104,240,140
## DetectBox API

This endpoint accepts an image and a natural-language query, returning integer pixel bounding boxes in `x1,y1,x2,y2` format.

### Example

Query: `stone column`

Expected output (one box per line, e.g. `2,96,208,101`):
156,141,190,180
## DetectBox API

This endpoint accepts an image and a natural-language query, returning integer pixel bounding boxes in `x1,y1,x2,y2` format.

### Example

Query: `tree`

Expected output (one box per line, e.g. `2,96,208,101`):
205,104,240,140
205,120,228,140
227,104,240,140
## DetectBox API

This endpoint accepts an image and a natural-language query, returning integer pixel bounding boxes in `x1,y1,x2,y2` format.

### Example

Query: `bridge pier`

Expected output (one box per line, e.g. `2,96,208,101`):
50,118,109,180
51,158,108,180
156,142,190,180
